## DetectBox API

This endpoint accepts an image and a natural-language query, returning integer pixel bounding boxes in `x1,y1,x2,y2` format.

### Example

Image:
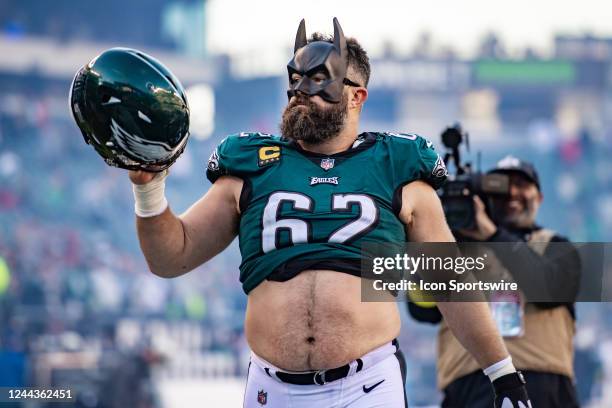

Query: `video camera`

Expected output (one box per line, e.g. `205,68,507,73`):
437,124,510,230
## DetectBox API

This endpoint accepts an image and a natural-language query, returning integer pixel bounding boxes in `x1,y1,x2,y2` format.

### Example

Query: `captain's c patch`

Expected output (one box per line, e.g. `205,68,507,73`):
258,146,281,167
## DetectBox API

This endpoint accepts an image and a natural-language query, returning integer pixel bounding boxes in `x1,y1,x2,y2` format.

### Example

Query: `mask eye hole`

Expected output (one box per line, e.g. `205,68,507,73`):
311,73,327,84
290,73,302,85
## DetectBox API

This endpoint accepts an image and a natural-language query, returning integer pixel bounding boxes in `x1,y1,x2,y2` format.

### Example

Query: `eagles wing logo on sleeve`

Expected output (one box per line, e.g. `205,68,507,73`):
207,148,220,171
432,156,448,178
110,118,179,162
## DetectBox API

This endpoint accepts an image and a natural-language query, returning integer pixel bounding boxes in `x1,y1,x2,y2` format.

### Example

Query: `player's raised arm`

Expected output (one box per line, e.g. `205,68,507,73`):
131,170,241,278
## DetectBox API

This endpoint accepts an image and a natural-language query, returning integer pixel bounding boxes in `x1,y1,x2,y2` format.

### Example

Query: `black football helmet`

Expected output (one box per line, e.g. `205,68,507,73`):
69,48,190,172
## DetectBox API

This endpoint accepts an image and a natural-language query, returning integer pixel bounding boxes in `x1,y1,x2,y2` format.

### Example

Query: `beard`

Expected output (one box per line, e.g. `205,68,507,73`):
280,93,348,144
491,198,537,228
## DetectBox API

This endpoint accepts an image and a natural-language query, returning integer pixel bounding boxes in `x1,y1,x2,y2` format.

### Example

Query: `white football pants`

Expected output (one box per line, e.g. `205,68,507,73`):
243,340,408,408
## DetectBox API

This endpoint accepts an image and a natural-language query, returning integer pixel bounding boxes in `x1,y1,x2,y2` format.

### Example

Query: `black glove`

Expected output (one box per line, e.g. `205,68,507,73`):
492,371,532,408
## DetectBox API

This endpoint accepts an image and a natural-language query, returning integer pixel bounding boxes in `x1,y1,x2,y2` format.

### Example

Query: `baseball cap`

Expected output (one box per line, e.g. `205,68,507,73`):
487,155,540,190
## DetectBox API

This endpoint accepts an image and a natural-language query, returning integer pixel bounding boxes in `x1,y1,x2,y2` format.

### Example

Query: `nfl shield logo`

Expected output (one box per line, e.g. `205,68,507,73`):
320,158,335,171
257,389,267,405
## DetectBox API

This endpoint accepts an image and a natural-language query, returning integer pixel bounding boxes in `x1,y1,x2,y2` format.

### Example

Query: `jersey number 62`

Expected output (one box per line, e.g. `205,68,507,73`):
261,191,379,253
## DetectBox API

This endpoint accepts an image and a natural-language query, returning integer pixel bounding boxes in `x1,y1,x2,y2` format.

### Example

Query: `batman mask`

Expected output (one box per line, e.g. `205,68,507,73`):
287,18,361,104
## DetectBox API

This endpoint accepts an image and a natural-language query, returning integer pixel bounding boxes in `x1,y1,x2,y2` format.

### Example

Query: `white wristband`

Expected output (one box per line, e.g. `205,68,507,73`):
132,170,169,217
483,356,516,382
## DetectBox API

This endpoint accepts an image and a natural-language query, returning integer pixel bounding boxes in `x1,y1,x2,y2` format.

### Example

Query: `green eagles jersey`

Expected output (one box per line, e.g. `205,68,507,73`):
206,131,447,294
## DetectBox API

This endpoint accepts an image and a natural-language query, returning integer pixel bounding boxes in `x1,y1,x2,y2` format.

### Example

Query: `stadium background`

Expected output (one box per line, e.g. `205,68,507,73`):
0,1,611,406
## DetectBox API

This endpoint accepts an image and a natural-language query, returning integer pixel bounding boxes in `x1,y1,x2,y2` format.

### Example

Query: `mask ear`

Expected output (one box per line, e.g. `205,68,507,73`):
294,19,307,53
332,17,348,65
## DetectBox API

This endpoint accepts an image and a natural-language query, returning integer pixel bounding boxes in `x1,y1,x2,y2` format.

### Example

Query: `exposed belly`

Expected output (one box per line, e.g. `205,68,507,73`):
245,270,400,371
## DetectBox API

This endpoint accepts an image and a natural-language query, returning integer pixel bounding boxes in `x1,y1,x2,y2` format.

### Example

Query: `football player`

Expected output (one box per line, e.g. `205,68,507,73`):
126,19,530,407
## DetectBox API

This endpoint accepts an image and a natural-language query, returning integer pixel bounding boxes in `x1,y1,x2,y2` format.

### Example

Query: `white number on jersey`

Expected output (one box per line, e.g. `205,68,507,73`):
261,192,378,253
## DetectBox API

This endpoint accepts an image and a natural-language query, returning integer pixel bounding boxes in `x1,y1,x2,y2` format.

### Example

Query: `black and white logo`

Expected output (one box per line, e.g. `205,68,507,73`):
309,176,340,186
432,156,448,178
207,148,220,171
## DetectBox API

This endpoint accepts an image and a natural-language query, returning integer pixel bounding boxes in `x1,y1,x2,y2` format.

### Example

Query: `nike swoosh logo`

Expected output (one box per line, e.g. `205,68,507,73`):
363,379,385,393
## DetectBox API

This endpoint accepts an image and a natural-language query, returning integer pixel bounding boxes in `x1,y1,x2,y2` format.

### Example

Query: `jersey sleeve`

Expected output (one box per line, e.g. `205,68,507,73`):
206,132,278,183
416,135,448,189
386,132,448,189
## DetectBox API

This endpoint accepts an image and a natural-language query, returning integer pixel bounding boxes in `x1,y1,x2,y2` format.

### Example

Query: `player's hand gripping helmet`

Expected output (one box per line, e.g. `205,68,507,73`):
69,48,190,172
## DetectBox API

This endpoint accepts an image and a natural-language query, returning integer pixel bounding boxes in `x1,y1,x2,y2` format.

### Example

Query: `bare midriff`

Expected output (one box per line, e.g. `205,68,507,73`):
245,270,400,371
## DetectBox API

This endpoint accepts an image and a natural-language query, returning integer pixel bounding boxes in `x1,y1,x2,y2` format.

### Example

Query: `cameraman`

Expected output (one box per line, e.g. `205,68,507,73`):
409,156,581,407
